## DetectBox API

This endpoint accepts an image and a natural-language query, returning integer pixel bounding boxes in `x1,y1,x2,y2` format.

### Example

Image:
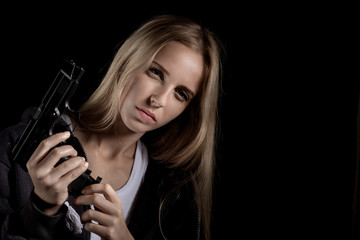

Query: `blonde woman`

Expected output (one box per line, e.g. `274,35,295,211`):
0,14,223,240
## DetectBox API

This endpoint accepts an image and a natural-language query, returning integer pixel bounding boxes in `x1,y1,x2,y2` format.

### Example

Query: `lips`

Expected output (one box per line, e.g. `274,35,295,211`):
136,107,156,122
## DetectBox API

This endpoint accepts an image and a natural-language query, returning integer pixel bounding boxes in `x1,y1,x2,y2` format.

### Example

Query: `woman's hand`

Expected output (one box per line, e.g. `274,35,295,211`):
26,131,89,215
73,183,134,240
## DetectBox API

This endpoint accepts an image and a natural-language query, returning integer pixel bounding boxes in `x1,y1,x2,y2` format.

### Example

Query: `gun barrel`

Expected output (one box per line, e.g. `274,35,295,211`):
11,60,85,171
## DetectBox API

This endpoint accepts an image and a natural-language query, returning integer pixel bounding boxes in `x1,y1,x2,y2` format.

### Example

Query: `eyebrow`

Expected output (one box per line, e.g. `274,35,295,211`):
152,61,196,98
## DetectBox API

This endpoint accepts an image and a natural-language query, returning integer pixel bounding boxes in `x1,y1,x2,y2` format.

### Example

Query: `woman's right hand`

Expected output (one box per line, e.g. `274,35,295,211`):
26,131,89,215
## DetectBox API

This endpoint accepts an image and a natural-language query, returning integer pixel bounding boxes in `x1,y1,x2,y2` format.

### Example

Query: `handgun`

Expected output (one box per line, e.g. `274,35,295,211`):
11,59,102,196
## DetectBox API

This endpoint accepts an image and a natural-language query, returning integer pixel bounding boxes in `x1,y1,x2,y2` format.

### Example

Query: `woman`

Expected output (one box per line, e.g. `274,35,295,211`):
0,14,223,239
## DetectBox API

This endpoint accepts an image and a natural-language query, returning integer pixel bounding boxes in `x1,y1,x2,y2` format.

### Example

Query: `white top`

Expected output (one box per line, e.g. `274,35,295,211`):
90,140,149,240
112,139,149,223
59,114,149,238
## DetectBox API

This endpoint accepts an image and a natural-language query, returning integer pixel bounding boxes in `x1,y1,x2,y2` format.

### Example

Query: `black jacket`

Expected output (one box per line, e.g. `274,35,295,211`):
0,108,202,239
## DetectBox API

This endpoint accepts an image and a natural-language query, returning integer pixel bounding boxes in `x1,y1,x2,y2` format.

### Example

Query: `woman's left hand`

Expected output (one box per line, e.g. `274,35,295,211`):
73,183,134,240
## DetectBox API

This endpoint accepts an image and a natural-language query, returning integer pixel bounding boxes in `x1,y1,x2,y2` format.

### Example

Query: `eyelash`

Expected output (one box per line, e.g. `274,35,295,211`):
148,67,190,102
149,67,163,79
175,89,189,101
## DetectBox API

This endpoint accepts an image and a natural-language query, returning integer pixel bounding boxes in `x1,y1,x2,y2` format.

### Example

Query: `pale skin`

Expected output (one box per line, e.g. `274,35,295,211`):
26,41,204,239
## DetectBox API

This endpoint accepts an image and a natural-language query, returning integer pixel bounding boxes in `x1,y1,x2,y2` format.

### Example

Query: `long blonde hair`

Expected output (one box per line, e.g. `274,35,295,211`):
78,15,223,240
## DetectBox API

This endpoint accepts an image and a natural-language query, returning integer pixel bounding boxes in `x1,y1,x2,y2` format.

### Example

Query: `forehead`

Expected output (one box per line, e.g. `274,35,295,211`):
153,41,204,94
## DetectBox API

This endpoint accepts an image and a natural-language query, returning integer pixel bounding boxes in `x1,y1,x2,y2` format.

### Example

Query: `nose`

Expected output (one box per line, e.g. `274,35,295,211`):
148,87,170,108
149,95,162,108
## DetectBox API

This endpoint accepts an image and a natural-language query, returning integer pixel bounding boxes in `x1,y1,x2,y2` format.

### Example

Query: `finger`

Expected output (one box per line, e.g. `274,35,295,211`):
81,209,113,226
81,183,120,204
83,222,109,239
33,157,88,199
73,193,119,215
37,144,78,171
57,159,89,186
48,156,87,183
27,131,71,169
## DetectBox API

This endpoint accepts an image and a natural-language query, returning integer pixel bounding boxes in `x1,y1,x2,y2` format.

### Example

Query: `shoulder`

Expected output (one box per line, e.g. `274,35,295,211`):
130,159,201,239
0,107,37,163
0,107,53,169
147,159,199,217
144,158,195,195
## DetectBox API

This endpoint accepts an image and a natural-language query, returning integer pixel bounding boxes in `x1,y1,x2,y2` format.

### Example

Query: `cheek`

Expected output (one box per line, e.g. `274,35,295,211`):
118,82,139,125
130,75,156,98
122,77,149,105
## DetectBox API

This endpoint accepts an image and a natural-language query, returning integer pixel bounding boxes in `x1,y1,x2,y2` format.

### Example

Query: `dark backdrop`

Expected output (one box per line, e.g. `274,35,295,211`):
0,5,248,239
1,3,356,239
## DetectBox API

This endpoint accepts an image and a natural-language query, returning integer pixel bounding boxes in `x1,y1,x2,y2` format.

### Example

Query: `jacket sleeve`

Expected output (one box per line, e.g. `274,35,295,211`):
0,108,72,240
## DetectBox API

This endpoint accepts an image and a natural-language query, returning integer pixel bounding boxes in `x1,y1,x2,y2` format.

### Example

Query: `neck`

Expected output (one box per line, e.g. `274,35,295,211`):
74,126,143,161
70,114,145,160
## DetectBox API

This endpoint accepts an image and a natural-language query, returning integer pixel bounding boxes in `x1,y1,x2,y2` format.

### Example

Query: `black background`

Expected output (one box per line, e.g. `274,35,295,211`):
0,3,357,239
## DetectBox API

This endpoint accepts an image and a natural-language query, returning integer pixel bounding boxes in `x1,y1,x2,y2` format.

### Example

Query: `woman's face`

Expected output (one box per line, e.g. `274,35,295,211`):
120,41,203,133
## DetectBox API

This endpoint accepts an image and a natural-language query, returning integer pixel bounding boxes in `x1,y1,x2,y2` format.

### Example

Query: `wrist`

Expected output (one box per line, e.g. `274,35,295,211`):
31,190,61,215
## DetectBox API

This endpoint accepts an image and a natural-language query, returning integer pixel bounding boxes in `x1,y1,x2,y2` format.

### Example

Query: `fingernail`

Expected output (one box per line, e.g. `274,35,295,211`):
84,162,89,168
63,131,71,138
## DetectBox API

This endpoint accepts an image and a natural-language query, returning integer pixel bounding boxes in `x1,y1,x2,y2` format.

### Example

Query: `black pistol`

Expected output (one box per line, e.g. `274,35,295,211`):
11,59,102,196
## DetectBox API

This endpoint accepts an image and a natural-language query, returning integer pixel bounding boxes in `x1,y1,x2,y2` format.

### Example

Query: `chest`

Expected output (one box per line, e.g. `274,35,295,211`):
84,148,135,191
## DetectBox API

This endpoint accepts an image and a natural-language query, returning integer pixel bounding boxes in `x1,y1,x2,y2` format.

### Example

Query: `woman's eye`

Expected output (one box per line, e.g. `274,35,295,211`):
175,89,189,101
149,67,163,79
